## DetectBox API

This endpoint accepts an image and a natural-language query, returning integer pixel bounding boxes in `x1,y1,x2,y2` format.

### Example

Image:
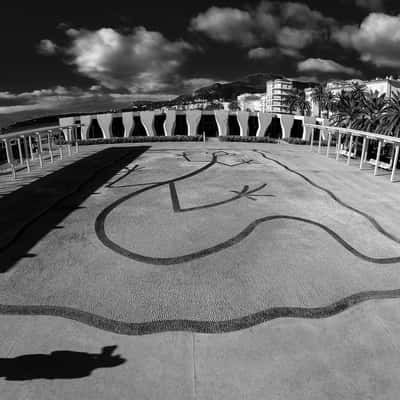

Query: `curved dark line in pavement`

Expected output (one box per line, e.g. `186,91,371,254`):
0,149,136,254
169,182,268,213
96,214,400,265
1,288,400,335
95,154,218,252
254,150,400,244
3,148,400,334
96,150,400,265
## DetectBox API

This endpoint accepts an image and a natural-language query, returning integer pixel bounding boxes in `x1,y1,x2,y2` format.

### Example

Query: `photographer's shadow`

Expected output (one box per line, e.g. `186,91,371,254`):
0,345,125,381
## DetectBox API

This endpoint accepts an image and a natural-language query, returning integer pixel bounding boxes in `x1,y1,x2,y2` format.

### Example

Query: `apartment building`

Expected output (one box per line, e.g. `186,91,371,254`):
264,78,316,114
264,78,293,113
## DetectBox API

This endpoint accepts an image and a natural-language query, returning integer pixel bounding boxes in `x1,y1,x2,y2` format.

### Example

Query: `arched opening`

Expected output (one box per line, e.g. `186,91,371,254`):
111,117,124,137
173,115,188,136
248,116,259,137
266,117,282,139
132,116,147,136
88,119,104,139
74,121,82,140
197,114,218,137
228,115,240,136
154,114,166,136
290,119,303,138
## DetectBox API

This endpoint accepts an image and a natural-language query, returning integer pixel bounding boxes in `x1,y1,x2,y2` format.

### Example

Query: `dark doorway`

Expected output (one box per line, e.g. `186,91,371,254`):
290,119,303,139
132,116,147,137
154,114,166,136
173,115,188,136
248,116,259,137
265,117,282,139
0,346,125,381
88,119,103,139
197,114,218,137
228,115,240,136
111,117,124,138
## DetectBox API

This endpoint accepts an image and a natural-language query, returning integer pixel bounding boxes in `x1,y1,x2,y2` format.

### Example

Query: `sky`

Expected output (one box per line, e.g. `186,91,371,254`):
1,0,400,126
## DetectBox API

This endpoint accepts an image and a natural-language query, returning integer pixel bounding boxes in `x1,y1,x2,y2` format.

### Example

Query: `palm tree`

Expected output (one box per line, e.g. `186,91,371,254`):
329,90,361,128
284,88,311,116
378,92,400,137
350,82,367,102
352,91,387,132
323,90,336,117
311,85,326,117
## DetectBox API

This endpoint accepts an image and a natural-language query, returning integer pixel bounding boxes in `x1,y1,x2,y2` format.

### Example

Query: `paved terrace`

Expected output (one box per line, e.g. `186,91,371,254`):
0,141,400,399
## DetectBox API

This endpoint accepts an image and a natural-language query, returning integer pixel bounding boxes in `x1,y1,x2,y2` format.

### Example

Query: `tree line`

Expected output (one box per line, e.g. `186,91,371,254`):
284,83,400,137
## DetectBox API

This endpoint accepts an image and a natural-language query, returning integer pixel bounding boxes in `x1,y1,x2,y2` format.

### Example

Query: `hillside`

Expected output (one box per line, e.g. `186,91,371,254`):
179,73,283,102
2,73,318,132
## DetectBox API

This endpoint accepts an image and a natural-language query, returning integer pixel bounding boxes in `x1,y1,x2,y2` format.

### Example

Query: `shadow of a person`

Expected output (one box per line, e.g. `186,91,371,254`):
0,345,125,381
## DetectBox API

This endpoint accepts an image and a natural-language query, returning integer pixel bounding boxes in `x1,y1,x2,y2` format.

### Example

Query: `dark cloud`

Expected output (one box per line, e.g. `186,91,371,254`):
190,1,335,54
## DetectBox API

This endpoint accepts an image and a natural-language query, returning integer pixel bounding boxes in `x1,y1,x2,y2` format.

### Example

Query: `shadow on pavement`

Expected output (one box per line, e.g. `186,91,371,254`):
0,346,125,381
0,146,150,273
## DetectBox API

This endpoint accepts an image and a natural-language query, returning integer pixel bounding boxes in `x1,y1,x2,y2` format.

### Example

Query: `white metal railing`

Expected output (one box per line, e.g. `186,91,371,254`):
305,123,400,183
0,124,81,180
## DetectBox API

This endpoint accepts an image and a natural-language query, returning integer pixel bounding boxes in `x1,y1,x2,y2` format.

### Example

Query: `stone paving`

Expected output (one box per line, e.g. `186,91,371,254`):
0,142,400,399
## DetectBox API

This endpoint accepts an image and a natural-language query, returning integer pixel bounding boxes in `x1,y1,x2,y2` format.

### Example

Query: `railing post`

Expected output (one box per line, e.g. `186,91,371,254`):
22,136,31,173
28,135,35,160
4,139,16,180
310,126,314,151
38,133,43,153
318,128,322,153
347,135,353,165
17,138,24,165
336,132,342,161
47,132,54,163
67,128,72,156
360,136,367,170
391,145,399,182
326,131,332,157
36,133,43,168
374,140,382,176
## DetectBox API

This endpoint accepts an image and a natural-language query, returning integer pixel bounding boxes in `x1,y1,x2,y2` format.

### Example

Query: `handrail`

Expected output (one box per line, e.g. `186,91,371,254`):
0,123,82,180
305,123,400,145
0,124,81,141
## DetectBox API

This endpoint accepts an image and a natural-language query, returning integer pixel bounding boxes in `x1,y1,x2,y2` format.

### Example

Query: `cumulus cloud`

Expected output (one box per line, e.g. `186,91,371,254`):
248,47,276,59
248,46,301,59
190,1,334,54
297,58,361,75
37,39,58,55
277,27,315,49
189,7,255,46
334,13,400,67
63,26,194,93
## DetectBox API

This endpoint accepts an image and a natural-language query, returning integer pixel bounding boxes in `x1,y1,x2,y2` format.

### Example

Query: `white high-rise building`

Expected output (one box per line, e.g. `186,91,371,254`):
265,78,294,113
